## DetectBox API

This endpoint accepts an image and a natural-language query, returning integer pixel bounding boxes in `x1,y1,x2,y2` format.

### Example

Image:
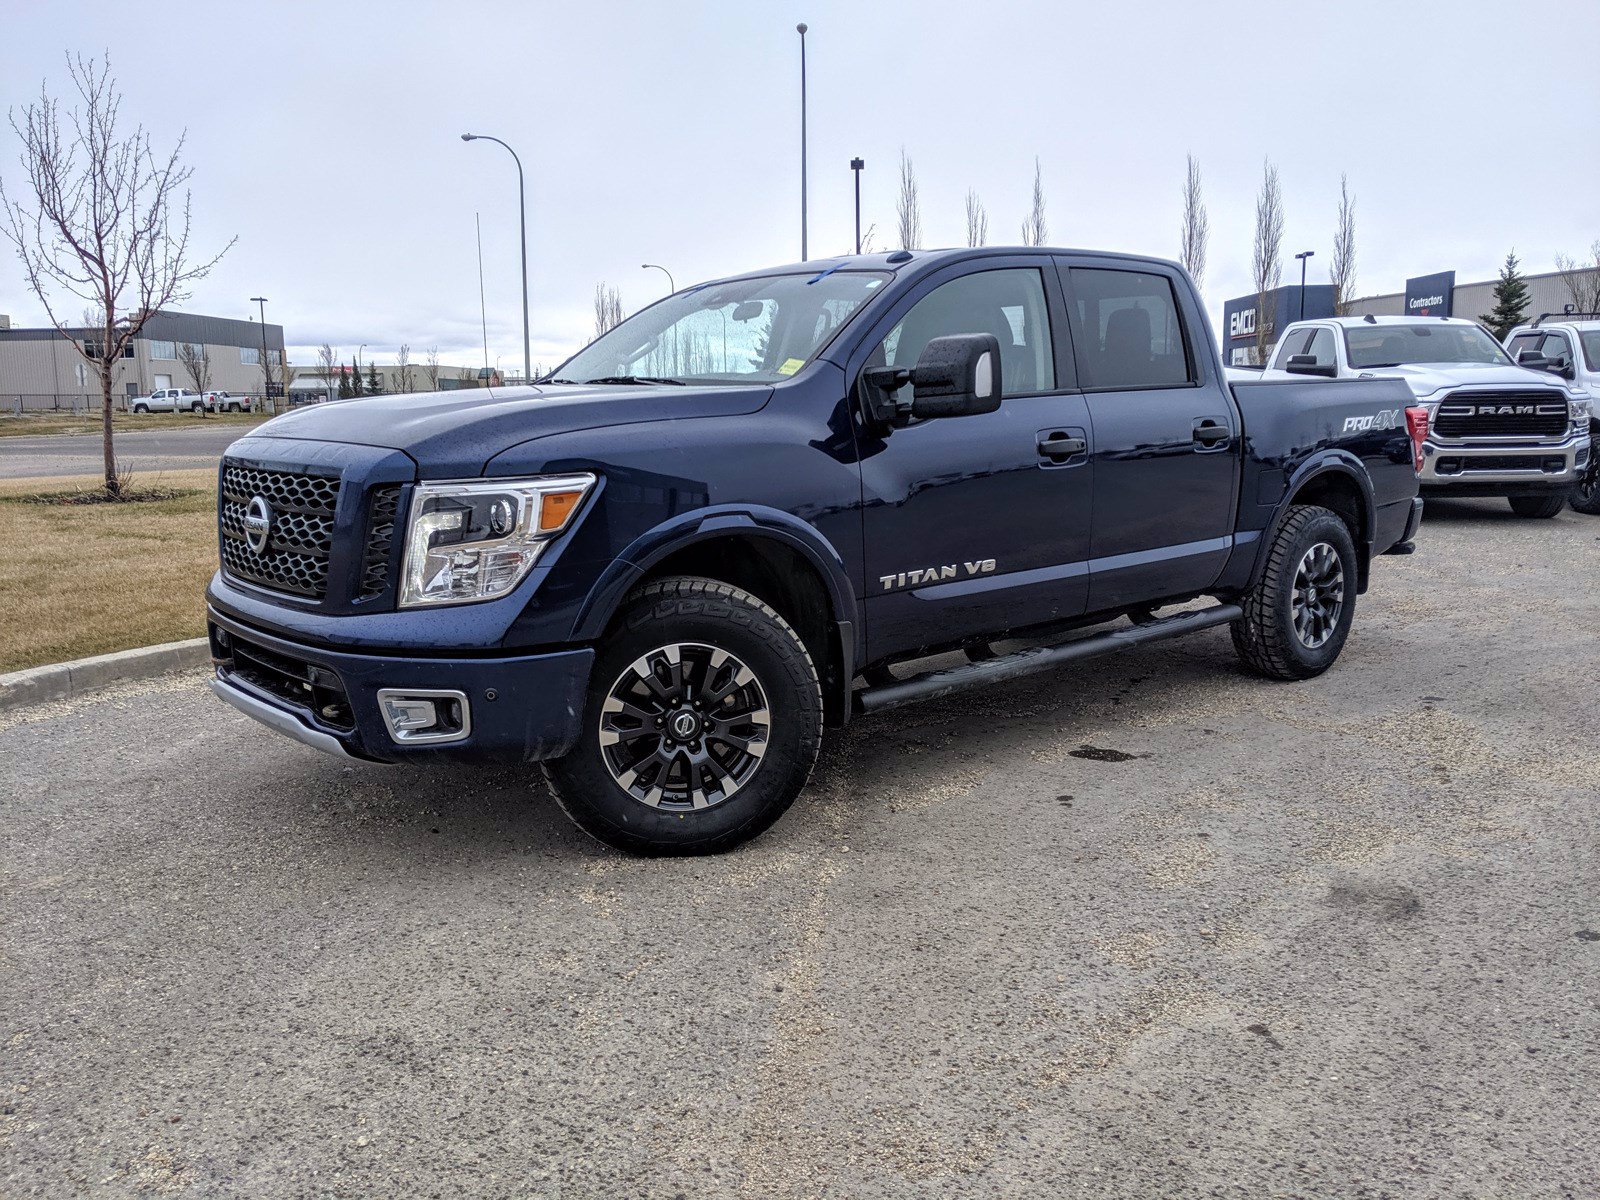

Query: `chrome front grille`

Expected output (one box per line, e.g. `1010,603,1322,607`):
220,462,340,598
1433,390,1569,439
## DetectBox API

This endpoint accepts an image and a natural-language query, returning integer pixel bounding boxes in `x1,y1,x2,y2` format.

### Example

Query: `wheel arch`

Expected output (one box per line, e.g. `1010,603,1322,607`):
1254,453,1376,593
570,506,859,727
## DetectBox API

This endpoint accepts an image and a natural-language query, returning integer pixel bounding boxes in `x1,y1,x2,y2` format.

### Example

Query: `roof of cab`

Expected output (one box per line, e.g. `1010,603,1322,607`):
709,246,1187,286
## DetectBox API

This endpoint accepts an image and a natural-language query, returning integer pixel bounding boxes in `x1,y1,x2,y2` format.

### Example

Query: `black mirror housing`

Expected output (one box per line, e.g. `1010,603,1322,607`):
909,334,1003,419
1517,350,1552,368
1284,354,1337,379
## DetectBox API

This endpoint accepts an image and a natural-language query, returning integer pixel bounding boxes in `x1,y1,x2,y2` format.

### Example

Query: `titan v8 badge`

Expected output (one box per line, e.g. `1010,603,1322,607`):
879,559,996,591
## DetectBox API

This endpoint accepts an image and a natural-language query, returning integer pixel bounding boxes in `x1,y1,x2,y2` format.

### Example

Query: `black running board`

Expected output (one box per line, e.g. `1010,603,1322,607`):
853,603,1244,716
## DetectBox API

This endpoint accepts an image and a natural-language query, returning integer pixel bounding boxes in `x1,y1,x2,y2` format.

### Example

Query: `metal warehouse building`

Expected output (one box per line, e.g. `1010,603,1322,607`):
0,310,286,412
1345,265,1600,322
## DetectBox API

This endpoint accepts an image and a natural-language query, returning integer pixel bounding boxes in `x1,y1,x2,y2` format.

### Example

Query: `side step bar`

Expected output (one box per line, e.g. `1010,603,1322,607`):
853,603,1244,716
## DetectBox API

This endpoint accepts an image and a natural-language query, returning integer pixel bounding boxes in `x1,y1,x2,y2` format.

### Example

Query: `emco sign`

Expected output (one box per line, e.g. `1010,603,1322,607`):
1405,270,1455,317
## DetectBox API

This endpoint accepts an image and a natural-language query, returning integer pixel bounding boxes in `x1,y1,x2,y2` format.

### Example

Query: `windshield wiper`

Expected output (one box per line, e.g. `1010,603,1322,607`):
581,375,687,387
542,377,580,384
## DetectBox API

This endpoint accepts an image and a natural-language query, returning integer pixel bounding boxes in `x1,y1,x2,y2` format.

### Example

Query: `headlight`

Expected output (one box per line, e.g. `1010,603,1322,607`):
399,474,596,608
1569,394,1593,431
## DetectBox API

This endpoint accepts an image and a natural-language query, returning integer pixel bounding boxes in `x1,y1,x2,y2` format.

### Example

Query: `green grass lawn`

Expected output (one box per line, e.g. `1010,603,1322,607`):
0,411,270,438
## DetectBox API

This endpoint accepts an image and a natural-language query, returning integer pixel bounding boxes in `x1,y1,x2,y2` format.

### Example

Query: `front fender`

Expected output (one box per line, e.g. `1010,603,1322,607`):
568,504,859,652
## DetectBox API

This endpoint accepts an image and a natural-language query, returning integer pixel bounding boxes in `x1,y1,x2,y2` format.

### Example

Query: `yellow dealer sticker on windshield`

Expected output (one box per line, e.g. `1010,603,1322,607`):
777,358,805,376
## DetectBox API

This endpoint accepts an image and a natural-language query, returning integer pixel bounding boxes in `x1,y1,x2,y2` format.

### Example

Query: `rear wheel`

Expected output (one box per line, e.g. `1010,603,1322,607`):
542,577,823,856
1508,494,1565,519
1232,504,1357,681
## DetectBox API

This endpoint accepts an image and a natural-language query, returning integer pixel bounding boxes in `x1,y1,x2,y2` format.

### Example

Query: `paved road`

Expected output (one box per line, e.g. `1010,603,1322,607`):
0,424,251,479
3,498,1597,1198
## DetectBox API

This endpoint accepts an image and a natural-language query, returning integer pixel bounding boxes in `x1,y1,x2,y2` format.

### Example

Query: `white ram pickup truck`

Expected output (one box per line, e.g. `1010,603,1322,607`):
1265,315,1592,518
1505,314,1600,514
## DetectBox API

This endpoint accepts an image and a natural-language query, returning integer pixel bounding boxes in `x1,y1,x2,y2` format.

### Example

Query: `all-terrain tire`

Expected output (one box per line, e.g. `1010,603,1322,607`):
1232,504,1358,681
1508,494,1565,519
542,576,823,856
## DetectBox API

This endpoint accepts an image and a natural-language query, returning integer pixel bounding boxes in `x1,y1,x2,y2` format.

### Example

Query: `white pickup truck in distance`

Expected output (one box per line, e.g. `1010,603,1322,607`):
1265,315,1592,518
130,387,208,414
1505,314,1600,514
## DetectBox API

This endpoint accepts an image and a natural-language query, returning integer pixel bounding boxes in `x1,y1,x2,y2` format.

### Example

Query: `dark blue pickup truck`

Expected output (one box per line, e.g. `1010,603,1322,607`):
207,248,1424,854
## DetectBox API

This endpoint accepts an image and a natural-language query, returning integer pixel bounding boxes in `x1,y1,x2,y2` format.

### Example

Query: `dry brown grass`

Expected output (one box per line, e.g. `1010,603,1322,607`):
0,411,267,438
0,469,220,673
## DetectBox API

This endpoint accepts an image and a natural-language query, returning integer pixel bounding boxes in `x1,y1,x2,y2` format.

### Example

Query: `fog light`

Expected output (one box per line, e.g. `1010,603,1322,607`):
377,688,471,744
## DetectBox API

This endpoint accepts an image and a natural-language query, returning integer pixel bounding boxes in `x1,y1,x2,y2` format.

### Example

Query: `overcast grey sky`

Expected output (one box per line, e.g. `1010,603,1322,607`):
3,0,1598,373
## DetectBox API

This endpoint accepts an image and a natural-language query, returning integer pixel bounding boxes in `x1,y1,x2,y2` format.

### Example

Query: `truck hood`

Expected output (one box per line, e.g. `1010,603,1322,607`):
245,382,773,476
1355,362,1571,398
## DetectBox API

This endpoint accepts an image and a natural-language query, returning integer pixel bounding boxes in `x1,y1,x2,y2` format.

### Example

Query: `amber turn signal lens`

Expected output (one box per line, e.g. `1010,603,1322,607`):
538,490,583,532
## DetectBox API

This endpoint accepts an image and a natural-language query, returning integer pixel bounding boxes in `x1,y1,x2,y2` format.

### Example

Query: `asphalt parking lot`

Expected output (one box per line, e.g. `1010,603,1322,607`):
0,424,246,478
2,497,1597,1198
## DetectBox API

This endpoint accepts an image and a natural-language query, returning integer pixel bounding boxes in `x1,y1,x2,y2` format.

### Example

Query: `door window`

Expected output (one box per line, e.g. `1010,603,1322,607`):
1507,333,1541,361
1069,268,1193,389
1270,328,1313,368
1305,327,1336,368
877,268,1054,395
1540,332,1573,366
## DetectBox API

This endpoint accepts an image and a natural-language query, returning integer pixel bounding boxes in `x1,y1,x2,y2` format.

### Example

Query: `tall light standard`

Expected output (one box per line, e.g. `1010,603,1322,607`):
462,132,532,384
641,263,675,295
250,296,270,408
797,23,809,262
850,158,864,255
1295,250,1315,321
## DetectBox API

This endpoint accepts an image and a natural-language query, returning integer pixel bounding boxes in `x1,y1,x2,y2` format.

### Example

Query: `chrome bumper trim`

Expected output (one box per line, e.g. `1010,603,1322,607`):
209,675,351,758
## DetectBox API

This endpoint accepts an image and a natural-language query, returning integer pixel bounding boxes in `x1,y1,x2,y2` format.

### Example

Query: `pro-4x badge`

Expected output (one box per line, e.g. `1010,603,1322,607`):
879,559,996,591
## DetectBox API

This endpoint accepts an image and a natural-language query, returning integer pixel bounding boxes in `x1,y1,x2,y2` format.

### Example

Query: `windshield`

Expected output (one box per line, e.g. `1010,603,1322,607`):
551,270,890,386
1343,322,1511,369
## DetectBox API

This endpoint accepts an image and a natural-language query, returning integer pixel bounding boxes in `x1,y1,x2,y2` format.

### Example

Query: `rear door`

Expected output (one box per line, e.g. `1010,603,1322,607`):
849,257,1094,658
1056,259,1241,613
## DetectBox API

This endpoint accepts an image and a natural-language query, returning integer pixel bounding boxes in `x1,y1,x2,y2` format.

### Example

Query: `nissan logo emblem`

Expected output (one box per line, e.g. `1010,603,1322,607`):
243,495,273,554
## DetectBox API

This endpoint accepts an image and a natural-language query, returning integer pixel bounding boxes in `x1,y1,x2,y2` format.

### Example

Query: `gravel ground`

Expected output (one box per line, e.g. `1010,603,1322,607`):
2,497,1597,1198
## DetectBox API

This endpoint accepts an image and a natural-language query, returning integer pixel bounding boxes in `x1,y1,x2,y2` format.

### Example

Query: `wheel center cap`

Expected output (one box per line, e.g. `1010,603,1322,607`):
669,711,700,740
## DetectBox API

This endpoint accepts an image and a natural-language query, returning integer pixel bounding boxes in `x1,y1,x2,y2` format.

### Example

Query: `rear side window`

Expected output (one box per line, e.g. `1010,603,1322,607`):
1069,268,1192,389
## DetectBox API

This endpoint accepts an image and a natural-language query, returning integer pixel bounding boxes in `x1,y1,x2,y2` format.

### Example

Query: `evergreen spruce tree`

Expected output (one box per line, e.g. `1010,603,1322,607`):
1480,251,1531,339
349,357,364,396
366,362,382,395
337,367,351,399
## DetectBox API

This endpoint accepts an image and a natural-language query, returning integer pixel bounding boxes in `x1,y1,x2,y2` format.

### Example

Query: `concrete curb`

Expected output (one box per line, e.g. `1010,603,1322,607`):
0,638,211,713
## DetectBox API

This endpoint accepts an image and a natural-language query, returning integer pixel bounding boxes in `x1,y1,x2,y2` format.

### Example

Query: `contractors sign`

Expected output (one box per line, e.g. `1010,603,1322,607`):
1404,271,1455,318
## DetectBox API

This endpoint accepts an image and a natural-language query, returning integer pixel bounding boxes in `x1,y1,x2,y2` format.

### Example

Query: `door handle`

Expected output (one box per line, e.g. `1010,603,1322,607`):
1038,433,1087,460
1192,418,1230,447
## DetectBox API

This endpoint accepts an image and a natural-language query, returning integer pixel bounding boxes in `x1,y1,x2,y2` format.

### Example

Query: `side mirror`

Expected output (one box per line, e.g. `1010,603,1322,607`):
1517,350,1552,368
862,333,1003,427
1284,354,1337,379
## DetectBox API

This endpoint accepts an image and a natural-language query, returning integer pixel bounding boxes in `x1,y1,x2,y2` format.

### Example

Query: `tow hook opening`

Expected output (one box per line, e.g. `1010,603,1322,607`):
377,689,472,745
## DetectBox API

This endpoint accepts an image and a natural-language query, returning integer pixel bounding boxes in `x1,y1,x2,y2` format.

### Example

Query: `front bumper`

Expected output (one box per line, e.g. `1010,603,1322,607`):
207,606,594,764
1419,432,1589,493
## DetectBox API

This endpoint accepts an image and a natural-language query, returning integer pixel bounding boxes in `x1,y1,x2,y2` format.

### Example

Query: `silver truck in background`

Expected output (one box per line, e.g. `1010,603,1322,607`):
1505,313,1600,514
1265,315,1591,518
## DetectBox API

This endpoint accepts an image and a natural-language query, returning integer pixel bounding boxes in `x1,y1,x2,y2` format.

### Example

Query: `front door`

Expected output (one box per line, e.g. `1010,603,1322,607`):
1057,260,1241,612
851,259,1093,660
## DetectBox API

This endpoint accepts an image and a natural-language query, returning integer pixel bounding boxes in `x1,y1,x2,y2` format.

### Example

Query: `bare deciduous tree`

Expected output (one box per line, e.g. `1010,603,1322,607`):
1021,158,1048,247
424,346,440,390
394,343,417,394
0,54,234,496
896,149,921,251
1554,240,1600,313
965,190,988,248
594,283,624,337
1179,154,1208,288
1251,158,1285,363
858,223,878,255
176,340,211,417
316,342,338,403
1329,175,1357,315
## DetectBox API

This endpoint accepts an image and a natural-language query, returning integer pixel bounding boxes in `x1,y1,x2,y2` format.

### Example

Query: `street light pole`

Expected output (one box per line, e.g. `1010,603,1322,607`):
641,263,675,295
850,158,864,255
1295,250,1315,322
797,23,808,262
462,132,532,384
250,296,269,409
